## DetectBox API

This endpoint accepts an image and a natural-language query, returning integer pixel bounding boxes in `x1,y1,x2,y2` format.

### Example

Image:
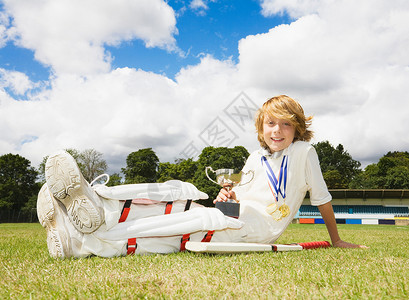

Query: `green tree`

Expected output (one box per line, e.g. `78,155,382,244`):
106,173,123,186
352,151,409,189
122,148,159,183
385,166,409,189
313,141,361,188
378,152,409,177
322,170,345,189
192,146,250,206
0,153,39,211
349,164,380,189
157,162,176,182
157,158,198,183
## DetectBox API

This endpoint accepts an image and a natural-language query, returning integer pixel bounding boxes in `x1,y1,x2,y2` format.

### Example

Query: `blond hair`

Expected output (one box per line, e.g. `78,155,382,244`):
255,95,313,149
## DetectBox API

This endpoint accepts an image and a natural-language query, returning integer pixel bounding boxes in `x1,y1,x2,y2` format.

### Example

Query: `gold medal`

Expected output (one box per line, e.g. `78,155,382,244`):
266,202,278,215
271,209,282,221
279,203,290,218
262,154,290,221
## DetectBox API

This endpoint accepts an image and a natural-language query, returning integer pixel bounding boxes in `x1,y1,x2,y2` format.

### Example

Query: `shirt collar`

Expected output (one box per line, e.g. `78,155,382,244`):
259,143,293,159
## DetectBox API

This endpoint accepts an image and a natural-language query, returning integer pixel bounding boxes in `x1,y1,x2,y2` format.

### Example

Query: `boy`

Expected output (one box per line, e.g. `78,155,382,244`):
215,95,365,248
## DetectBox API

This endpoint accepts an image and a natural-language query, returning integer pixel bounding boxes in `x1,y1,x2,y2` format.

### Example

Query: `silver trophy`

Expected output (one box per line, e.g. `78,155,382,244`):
205,167,254,218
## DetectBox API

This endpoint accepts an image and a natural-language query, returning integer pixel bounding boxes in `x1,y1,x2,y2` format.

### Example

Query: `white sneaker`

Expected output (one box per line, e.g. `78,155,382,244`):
45,150,104,233
37,184,74,258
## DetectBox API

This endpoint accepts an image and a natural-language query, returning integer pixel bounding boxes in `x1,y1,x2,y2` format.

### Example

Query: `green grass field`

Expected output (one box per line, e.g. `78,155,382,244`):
1,223,408,299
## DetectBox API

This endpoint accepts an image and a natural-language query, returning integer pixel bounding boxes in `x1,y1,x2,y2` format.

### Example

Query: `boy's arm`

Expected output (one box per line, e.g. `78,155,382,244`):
318,202,367,248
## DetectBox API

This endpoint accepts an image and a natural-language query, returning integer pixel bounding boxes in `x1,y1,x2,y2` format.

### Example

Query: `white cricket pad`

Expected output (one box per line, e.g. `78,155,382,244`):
94,180,208,201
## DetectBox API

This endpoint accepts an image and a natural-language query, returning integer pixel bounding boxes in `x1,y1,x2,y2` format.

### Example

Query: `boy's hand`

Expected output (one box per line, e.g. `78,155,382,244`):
213,184,237,203
332,239,369,249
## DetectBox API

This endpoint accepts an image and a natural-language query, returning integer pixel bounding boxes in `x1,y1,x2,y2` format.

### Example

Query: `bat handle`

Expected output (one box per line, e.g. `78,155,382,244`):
298,241,331,249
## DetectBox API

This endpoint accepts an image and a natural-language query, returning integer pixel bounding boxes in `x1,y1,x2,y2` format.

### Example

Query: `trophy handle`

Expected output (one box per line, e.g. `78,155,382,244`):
205,166,218,185
237,170,254,187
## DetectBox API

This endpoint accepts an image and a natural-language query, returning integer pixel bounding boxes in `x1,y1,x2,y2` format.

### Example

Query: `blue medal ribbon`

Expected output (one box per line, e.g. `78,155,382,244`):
261,155,288,202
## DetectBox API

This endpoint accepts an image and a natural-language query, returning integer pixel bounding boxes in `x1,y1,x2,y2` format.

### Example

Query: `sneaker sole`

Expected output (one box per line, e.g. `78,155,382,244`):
45,151,104,233
37,184,72,258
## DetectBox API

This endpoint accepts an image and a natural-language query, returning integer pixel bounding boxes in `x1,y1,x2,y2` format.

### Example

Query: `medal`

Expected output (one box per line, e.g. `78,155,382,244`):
266,202,278,215
262,155,291,219
271,209,282,221
279,203,290,218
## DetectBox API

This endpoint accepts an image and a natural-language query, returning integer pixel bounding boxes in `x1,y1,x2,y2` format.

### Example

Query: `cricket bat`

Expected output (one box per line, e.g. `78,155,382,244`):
185,241,331,253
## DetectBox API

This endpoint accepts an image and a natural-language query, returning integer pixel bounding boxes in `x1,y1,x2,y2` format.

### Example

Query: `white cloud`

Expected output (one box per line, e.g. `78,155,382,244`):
189,0,217,16
0,57,247,172
260,0,328,18
0,11,11,47
190,0,209,11
2,0,178,76
243,0,409,165
0,68,37,95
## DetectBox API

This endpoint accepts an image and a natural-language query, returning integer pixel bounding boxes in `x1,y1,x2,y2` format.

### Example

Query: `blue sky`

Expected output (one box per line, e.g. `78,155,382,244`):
1,0,409,174
0,44,44,80
1,1,290,82
107,0,290,78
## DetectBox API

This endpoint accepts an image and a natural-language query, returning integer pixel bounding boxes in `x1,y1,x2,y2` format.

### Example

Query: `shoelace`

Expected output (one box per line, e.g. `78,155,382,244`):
90,174,110,186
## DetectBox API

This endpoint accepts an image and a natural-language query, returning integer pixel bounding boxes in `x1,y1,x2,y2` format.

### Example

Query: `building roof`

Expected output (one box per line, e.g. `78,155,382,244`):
329,189,409,200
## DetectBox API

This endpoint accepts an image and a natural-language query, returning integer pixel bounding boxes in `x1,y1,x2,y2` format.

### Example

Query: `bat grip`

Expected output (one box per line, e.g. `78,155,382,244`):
298,241,331,249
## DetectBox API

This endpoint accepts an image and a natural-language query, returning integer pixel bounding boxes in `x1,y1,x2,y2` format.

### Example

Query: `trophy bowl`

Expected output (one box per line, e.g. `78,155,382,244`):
205,167,254,218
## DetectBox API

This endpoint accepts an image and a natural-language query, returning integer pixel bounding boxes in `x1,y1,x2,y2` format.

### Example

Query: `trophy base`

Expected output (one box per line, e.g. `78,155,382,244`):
215,202,240,218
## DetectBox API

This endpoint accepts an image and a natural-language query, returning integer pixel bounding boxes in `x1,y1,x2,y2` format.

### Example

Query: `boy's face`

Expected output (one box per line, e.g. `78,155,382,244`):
263,116,296,152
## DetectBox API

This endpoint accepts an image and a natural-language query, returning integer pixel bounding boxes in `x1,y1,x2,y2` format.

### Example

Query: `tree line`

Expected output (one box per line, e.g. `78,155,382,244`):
1,141,408,222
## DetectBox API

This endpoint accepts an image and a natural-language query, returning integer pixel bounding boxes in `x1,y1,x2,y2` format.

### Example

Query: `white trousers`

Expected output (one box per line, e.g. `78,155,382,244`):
70,181,263,257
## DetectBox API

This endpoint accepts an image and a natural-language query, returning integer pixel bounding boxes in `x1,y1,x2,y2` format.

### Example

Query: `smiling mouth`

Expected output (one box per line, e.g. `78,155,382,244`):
271,137,284,142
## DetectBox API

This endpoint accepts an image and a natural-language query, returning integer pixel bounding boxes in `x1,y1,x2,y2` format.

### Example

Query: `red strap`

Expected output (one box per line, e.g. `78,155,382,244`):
181,230,215,252
125,201,178,255
179,200,193,252
184,199,192,211
201,230,215,243
127,238,137,255
180,234,191,251
165,202,173,214
118,200,132,223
